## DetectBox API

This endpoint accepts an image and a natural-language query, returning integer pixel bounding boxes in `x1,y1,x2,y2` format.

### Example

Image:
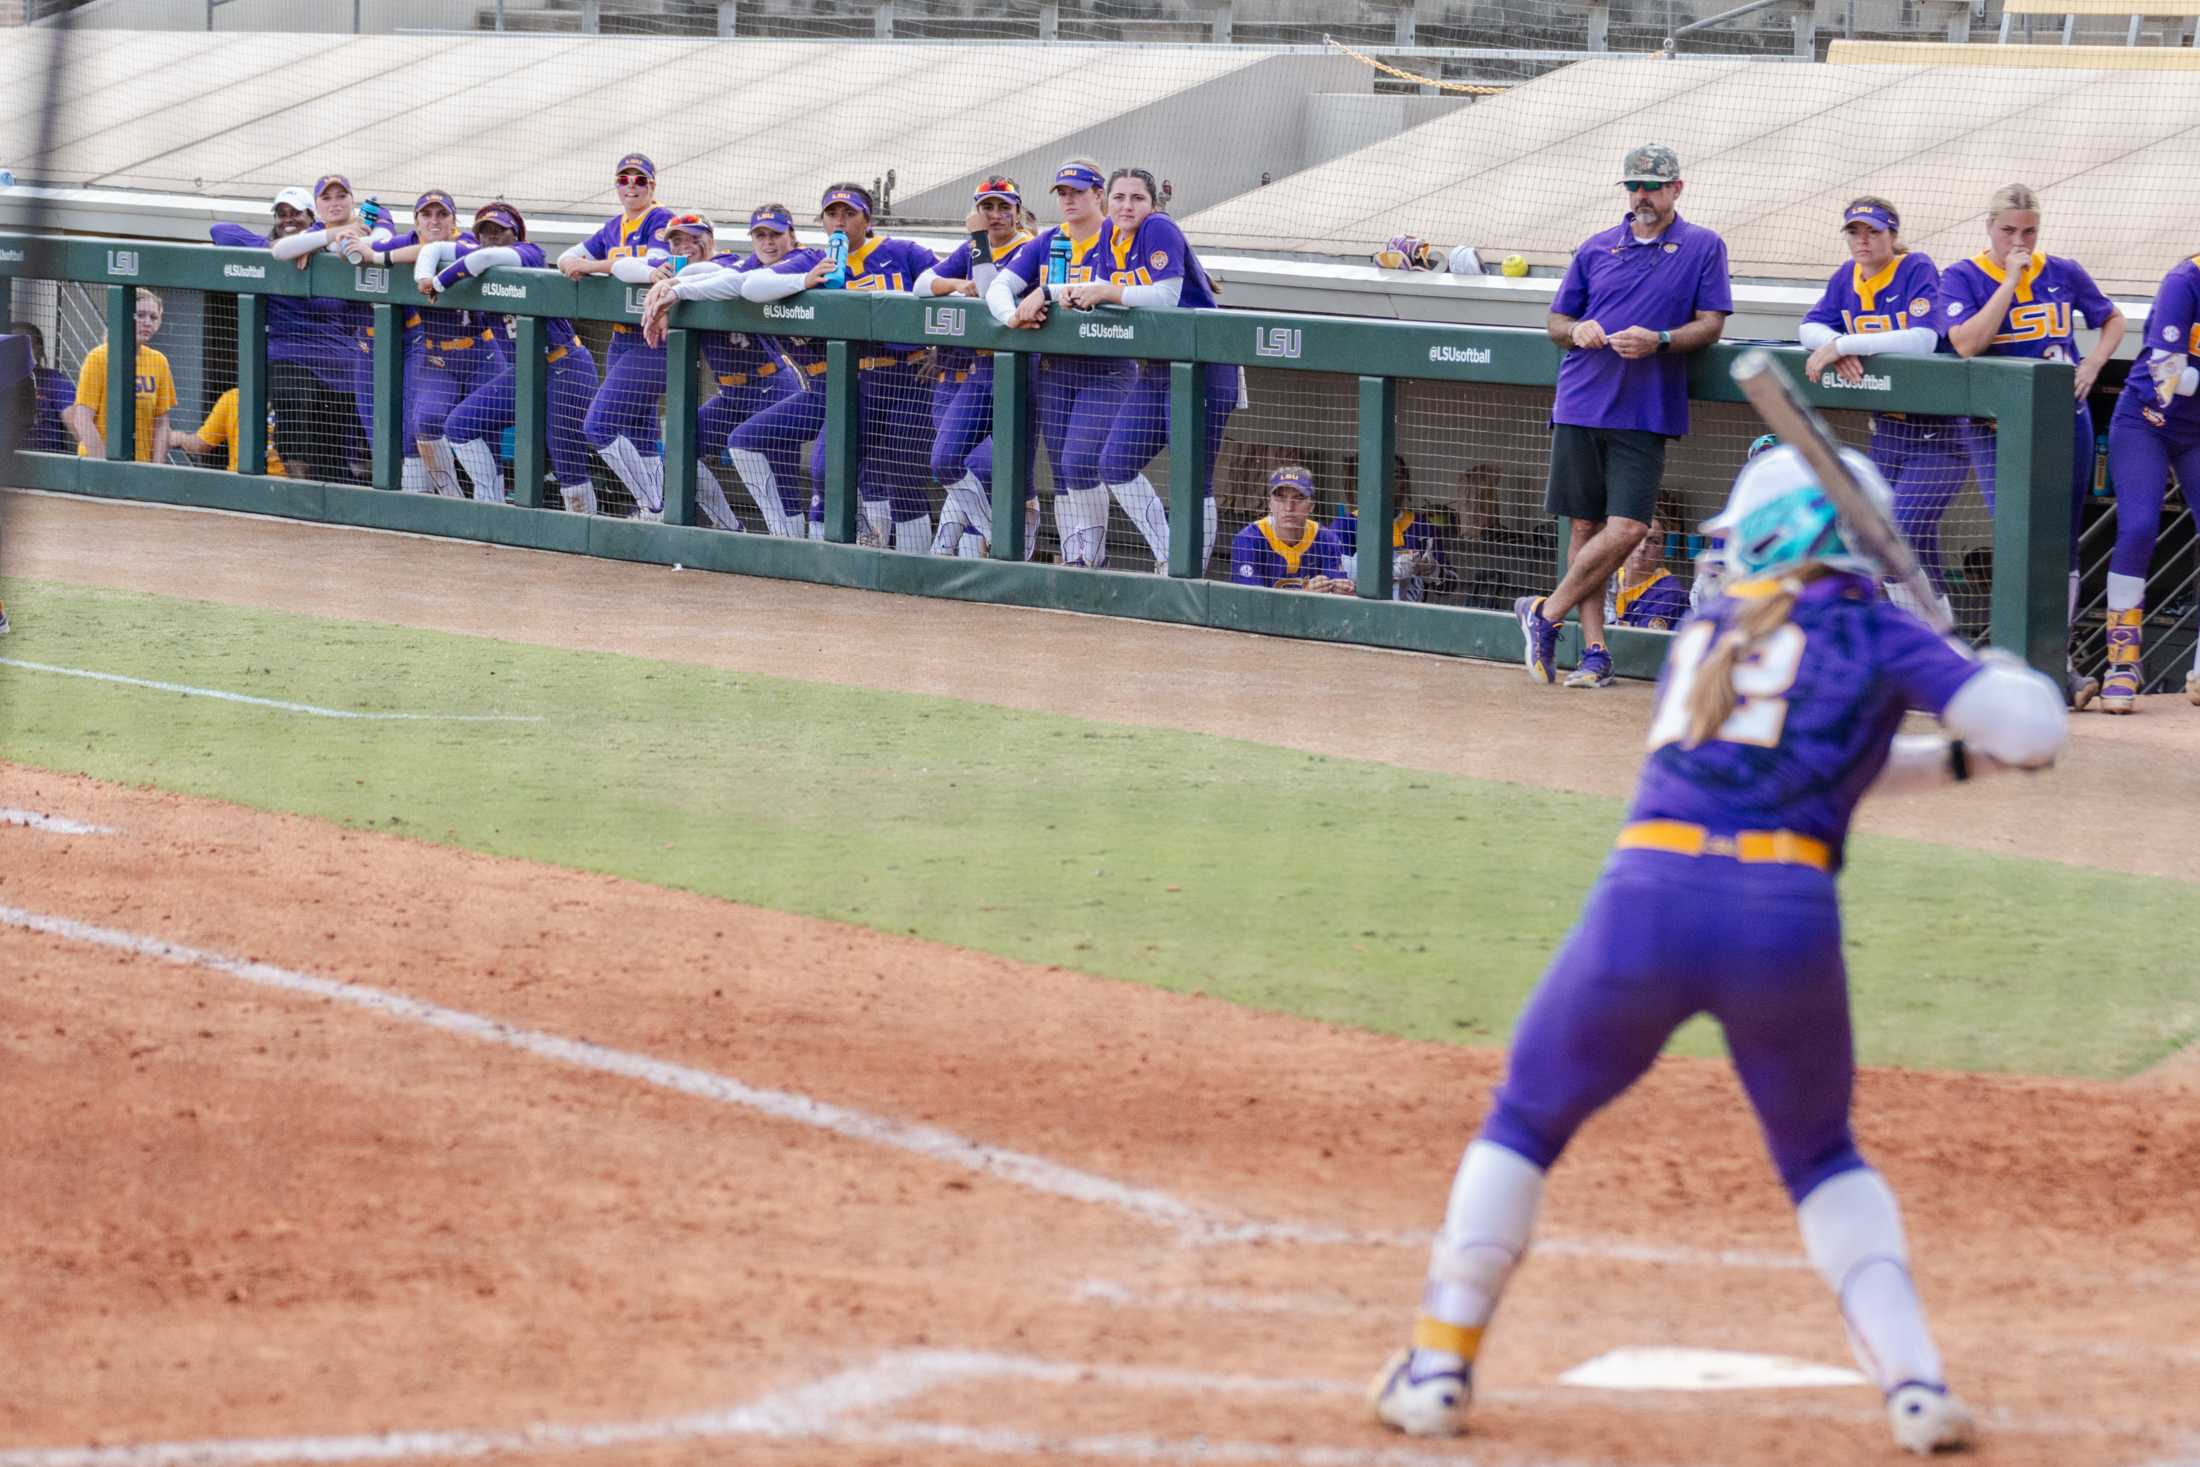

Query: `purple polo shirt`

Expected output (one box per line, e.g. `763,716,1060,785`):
1551,213,1732,438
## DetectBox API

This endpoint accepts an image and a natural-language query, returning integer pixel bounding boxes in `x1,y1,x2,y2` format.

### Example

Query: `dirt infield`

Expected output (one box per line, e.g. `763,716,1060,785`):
4,492,2199,1465
4,767,2198,1466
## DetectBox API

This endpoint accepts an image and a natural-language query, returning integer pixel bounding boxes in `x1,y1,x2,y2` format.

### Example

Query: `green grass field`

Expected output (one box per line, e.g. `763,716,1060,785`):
4,574,2193,1079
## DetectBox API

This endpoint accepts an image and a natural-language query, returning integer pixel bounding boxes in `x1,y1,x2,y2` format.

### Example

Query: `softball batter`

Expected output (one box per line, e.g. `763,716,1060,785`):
1370,445,2066,1458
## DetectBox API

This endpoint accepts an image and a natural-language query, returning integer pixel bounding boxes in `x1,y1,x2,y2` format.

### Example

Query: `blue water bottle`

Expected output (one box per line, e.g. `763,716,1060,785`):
1046,232,1072,287
824,229,849,288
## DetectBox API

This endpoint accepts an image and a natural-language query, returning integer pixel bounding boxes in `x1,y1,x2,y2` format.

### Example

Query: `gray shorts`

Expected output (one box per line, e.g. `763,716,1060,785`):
1544,424,1667,525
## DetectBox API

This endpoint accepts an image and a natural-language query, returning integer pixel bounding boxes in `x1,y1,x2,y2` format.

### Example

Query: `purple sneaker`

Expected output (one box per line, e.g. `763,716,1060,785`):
1515,595,1559,684
1564,642,1614,689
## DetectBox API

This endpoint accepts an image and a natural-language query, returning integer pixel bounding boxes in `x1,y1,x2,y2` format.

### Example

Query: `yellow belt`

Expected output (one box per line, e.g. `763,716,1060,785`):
756,361,780,377
432,335,476,352
716,372,750,388
857,350,928,371
612,322,635,334
1615,820,1832,872
546,344,570,365
943,368,972,385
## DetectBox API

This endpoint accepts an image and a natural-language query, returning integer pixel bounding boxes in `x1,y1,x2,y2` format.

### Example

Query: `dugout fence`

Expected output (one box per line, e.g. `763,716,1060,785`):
1,231,2076,679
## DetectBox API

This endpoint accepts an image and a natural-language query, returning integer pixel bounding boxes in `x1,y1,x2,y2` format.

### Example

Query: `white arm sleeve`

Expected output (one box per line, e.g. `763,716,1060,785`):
1798,322,1838,350
271,227,328,261
674,266,750,302
557,242,590,269
985,268,1031,325
912,267,943,295
1115,276,1185,310
739,269,808,303
413,239,457,284
1836,325,1939,357
609,255,661,284
458,245,522,277
1939,658,2067,769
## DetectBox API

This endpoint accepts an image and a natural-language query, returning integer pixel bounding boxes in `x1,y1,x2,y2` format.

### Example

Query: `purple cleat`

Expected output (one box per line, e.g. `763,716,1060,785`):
1515,595,1559,684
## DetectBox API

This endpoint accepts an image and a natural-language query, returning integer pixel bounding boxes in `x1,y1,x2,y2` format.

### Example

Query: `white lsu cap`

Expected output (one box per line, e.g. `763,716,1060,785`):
272,186,313,212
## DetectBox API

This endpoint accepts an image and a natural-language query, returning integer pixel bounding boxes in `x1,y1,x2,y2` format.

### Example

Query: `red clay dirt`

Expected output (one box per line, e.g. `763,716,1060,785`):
3,491,2198,1466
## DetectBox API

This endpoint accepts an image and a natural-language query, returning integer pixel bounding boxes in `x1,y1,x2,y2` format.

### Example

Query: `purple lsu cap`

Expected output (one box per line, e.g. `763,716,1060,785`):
312,173,352,199
748,205,794,235
1267,464,1316,495
1051,161,1105,192
973,175,1022,206
474,202,524,238
819,186,873,216
414,189,457,216
1842,202,1897,232
614,152,656,181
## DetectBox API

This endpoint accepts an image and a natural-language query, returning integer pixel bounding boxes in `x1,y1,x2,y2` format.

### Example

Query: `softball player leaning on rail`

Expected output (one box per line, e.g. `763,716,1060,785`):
417,202,602,515
641,204,812,538
258,174,377,482
1369,444,2067,1458
986,158,1131,568
911,174,1037,558
1797,198,1968,628
1060,164,1241,573
557,152,675,518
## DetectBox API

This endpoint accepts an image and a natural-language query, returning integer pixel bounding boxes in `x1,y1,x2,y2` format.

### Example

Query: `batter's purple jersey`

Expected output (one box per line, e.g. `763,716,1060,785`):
1612,567,1691,630
1551,214,1732,437
1802,252,1948,345
2117,255,2200,432
1631,573,1981,864
1931,252,2114,364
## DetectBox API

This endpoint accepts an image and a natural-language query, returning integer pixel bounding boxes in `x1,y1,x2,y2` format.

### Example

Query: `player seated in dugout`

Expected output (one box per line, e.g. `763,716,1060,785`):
1607,504,1691,631
1333,451,1443,603
1451,462,1556,613
1230,464,1354,593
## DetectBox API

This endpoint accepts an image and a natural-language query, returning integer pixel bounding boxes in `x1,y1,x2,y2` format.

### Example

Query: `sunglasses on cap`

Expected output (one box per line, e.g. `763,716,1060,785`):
1622,180,1671,193
616,172,652,187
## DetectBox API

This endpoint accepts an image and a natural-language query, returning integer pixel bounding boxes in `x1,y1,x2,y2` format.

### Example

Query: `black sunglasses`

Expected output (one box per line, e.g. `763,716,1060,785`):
1623,180,1671,193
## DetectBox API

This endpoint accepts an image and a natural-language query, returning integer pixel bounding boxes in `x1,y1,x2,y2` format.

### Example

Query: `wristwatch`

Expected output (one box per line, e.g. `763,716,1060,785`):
1656,330,1673,353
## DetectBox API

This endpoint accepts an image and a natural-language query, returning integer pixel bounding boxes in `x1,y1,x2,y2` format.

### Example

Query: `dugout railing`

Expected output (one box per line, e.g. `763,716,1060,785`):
0,233,2076,679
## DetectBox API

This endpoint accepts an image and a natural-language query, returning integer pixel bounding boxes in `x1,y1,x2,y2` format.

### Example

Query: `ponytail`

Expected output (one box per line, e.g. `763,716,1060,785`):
1680,569,1826,747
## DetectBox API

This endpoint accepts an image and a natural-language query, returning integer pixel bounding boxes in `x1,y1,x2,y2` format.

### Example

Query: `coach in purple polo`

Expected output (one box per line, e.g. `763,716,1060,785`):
1516,143,1731,690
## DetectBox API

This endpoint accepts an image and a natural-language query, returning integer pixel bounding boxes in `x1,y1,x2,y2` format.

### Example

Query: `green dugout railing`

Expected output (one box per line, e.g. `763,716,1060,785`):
0,233,2074,678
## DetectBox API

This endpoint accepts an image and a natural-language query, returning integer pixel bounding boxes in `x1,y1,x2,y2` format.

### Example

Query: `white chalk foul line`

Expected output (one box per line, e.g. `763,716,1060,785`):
0,658,542,722
1,808,115,835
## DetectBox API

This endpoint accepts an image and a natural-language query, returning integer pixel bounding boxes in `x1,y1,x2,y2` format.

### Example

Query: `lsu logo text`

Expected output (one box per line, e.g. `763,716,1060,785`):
482,282,527,299
1078,322,1135,340
355,266,390,295
222,263,266,280
1820,371,1892,392
923,305,966,338
764,303,816,321
623,287,649,316
1994,301,2071,345
0,248,24,264
1427,344,1492,365
1254,327,1301,359
106,249,140,277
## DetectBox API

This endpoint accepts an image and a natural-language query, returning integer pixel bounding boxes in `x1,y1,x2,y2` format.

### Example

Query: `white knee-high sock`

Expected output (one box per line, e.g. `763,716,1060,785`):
1201,497,1218,569
2068,569,2080,622
599,436,663,513
943,473,992,542
857,499,894,546
451,438,506,504
958,528,988,558
1411,1140,1544,1375
1797,1167,1946,1393
728,447,797,537
695,461,742,531
560,480,597,516
1107,473,1170,564
421,438,464,498
807,517,825,541
931,494,969,555
894,513,932,554
2106,571,2145,613
634,448,666,516
1056,486,1111,567
400,457,429,494
1023,497,1040,560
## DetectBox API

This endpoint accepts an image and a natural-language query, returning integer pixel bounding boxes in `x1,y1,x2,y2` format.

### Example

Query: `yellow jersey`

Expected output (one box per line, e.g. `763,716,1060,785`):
196,387,287,476
74,342,177,461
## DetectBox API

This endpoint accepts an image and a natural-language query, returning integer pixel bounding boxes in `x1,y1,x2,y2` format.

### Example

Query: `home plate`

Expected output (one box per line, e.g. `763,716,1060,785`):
1559,1347,1867,1391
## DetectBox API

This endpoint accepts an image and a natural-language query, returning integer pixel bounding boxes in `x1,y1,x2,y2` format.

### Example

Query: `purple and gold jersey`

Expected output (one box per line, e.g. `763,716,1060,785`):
1612,566,1691,630
450,240,579,353
1332,508,1439,563
581,206,674,264
1000,225,1109,290
1631,572,1980,862
2117,256,2200,432
932,229,1032,369
1551,213,1732,438
211,221,367,369
1229,517,1347,588
1802,252,1947,344
1097,213,1220,309
1933,252,2114,365
383,230,479,344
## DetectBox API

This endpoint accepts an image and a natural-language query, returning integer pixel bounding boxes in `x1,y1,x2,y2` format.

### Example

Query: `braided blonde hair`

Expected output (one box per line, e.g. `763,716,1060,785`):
1680,568,1829,747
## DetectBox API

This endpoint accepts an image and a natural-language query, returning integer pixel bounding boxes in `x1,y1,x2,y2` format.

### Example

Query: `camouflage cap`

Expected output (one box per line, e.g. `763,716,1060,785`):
1619,143,1680,185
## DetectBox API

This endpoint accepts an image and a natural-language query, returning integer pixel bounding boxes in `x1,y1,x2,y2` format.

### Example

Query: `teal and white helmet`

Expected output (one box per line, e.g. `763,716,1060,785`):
1701,443,1891,581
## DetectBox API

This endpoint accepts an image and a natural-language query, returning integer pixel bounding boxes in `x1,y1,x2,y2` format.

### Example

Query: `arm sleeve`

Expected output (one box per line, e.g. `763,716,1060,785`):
559,242,592,268
1116,276,1185,309
270,227,328,261
609,254,662,283
1834,325,1940,357
911,267,943,295
985,267,1031,325
414,239,457,283
740,268,809,302
1938,656,2067,768
1798,321,1838,350
675,267,752,302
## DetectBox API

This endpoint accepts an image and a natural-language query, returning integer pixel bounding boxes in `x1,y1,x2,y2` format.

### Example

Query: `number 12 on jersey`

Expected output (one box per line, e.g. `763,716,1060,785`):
1646,621,1807,750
